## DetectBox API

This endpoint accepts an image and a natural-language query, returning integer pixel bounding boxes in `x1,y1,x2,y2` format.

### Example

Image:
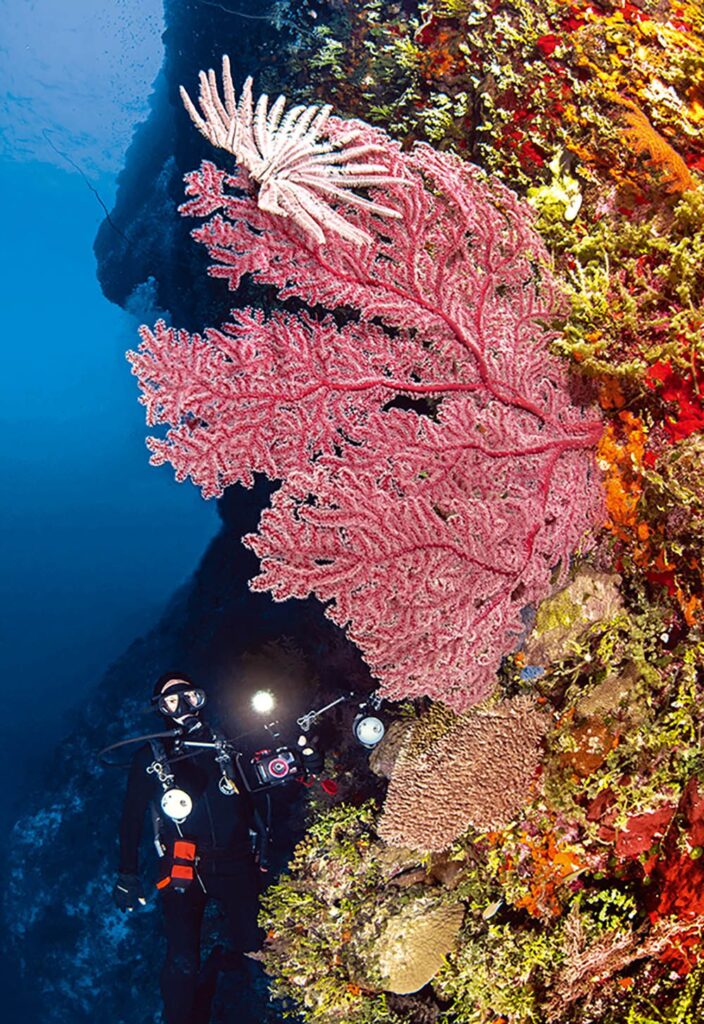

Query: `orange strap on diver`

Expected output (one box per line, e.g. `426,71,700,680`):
156,840,198,891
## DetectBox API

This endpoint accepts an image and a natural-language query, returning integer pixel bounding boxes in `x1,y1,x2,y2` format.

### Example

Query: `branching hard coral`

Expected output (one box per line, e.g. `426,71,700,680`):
378,697,548,851
180,54,404,245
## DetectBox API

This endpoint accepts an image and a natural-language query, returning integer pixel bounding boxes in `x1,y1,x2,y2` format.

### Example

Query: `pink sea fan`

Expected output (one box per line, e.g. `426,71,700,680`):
128,114,603,710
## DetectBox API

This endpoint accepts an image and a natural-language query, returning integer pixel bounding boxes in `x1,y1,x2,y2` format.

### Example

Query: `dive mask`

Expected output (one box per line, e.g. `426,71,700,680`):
153,682,207,719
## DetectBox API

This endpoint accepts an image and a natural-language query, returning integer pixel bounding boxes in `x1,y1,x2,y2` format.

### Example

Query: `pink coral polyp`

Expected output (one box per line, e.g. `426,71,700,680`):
129,116,603,710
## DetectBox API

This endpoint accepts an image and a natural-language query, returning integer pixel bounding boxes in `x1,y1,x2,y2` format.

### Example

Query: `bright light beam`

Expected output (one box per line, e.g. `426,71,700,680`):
251,689,276,715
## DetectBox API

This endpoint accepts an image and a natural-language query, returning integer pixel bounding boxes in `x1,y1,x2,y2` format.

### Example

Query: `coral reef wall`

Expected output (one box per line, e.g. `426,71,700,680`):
227,5,704,1024
49,2,704,1023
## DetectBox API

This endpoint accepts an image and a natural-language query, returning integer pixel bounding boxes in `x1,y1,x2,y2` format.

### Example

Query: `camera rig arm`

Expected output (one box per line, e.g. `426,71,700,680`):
295,692,355,733
296,690,382,733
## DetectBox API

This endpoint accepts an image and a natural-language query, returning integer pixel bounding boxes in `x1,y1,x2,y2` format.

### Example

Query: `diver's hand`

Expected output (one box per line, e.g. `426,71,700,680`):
113,873,146,912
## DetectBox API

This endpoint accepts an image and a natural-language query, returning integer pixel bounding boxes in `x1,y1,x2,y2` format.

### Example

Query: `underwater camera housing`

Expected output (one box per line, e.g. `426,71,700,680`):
243,691,386,790
249,735,325,789
250,746,303,788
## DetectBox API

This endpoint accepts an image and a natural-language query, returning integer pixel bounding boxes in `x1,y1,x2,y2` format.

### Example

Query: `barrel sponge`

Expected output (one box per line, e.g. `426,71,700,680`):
378,697,548,852
374,898,465,994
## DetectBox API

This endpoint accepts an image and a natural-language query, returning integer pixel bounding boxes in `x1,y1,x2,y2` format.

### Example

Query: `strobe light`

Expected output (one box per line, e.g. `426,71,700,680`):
353,713,385,749
251,689,276,715
161,787,193,823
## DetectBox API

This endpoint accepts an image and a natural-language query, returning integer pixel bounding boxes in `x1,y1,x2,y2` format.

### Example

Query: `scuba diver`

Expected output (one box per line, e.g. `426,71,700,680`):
112,672,268,1024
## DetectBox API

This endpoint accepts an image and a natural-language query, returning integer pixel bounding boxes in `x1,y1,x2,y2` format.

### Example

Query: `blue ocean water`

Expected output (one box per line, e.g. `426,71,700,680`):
0,0,215,868
0,157,218,785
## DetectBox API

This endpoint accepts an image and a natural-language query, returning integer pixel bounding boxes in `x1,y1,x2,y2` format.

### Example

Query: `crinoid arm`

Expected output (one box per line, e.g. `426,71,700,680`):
179,54,239,154
179,55,406,244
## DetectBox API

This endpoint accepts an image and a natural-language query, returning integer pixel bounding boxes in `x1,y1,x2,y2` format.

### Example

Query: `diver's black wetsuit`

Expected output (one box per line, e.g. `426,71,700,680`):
119,726,264,1024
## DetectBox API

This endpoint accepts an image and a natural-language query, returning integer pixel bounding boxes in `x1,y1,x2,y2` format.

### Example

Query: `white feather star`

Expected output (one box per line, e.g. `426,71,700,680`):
179,54,403,245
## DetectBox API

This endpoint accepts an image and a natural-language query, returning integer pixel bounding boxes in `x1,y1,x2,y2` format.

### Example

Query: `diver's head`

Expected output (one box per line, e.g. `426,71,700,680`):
152,672,207,732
